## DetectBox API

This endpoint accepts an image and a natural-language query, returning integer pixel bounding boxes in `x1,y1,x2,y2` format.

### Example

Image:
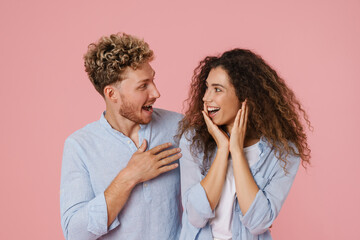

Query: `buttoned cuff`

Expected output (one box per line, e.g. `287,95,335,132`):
87,193,120,235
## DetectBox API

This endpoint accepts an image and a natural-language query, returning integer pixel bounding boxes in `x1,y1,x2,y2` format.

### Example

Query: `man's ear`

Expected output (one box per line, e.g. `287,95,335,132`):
103,86,118,103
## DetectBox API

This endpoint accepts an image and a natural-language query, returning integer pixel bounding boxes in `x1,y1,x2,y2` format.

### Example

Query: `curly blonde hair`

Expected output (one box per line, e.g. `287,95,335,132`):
84,33,154,96
178,49,311,173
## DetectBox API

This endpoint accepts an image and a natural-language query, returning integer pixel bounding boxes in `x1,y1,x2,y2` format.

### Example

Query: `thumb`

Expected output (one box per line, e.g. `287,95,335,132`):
137,139,147,152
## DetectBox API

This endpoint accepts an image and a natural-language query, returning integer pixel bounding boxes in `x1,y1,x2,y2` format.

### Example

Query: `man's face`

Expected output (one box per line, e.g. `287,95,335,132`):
114,62,160,124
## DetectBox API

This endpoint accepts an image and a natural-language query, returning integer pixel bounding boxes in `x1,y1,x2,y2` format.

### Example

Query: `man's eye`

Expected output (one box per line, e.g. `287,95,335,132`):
215,88,221,92
140,84,147,89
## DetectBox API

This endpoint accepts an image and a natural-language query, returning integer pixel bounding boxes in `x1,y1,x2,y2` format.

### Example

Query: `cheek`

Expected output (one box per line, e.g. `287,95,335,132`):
224,99,240,117
133,94,147,104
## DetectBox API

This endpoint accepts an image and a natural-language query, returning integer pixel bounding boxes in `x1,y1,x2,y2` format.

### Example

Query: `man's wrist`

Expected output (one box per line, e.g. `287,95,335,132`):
118,167,140,189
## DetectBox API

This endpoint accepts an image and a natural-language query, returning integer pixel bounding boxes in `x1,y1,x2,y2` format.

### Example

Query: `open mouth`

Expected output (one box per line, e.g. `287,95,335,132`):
207,107,220,117
142,104,154,112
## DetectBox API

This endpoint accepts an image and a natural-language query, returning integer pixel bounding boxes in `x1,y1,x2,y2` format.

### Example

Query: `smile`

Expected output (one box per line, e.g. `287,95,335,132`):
142,103,153,112
207,107,220,117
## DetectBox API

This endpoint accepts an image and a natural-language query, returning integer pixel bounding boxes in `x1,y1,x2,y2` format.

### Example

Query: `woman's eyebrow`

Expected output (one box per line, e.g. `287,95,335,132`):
210,83,225,88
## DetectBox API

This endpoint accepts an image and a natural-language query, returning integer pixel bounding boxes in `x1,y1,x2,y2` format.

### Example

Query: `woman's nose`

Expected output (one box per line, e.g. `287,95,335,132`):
202,89,210,102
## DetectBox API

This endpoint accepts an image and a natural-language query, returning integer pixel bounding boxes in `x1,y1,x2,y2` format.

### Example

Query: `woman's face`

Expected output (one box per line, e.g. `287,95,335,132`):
202,67,241,128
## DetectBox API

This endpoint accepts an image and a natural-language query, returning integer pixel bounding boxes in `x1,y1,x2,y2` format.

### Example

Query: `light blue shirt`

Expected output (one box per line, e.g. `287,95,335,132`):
60,108,183,240
179,134,300,240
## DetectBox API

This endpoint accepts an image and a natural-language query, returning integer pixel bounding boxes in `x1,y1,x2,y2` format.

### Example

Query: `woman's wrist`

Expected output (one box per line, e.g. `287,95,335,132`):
216,141,229,151
229,145,243,155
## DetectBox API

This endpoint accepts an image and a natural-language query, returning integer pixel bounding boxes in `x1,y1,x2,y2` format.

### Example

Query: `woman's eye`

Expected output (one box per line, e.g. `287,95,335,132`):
215,88,221,92
140,84,147,89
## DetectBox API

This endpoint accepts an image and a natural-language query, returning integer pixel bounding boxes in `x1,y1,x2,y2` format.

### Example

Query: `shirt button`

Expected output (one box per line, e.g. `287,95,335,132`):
144,183,148,187
127,140,131,144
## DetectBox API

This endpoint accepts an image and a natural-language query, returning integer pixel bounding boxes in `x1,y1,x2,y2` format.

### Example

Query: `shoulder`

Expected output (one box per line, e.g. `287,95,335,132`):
259,137,300,173
152,108,183,122
179,128,204,159
179,128,195,145
150,108,183,129
64,120,102,147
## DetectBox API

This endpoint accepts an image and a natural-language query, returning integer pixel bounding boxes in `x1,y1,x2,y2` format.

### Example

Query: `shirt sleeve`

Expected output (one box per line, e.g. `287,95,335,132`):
179,134,215,232
238,152,301,235
60,138,120,240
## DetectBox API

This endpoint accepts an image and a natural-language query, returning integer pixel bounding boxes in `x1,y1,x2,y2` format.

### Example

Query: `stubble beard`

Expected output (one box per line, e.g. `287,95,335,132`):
119,96,150,124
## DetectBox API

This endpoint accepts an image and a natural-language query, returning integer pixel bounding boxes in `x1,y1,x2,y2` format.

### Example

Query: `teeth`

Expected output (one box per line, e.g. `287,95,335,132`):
144,104,153,107
207,107,220,111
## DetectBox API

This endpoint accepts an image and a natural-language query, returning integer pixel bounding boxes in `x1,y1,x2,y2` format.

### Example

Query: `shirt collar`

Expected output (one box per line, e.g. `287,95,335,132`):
99,111,149,136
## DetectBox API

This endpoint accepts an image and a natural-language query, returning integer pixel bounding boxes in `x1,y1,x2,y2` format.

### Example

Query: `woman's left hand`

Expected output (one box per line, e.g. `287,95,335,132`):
229,100,249,153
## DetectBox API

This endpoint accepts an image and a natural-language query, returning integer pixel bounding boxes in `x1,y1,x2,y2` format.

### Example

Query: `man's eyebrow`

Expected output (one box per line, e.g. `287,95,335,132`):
137,72,156,84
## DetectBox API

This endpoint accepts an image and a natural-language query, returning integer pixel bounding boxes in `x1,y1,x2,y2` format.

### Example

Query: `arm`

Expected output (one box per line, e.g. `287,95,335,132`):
230,101,259,215
60,138,181,240
180,134,214,231
239,154,300,235
230,101,300,234
179,106,230,231
60,138,105,240
199,104,230,210
200,147,229,210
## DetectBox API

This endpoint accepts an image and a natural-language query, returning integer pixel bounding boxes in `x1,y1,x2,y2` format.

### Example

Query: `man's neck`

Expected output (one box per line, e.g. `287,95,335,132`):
104,109,141,145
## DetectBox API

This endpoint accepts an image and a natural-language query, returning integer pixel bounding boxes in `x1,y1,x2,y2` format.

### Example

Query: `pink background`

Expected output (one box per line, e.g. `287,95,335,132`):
1,0,359,239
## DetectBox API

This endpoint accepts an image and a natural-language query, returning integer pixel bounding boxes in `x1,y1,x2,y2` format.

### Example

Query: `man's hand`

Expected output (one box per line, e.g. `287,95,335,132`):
126,140,182,184
105,140,181,227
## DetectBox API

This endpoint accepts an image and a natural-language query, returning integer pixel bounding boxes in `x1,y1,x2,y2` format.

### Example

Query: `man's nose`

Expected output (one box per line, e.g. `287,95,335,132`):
151,84,161,99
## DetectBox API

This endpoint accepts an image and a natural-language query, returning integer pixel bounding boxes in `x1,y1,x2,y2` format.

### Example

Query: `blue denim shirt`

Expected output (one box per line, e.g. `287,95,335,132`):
179,133,300,240
60,109,183,240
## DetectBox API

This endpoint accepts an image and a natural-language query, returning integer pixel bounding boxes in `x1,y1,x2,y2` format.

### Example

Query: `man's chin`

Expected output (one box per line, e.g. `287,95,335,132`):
136,113,152,124
140,116,152,124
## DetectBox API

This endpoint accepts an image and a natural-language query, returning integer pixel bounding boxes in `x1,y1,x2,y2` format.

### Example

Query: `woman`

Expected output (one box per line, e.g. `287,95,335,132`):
177,49,311,240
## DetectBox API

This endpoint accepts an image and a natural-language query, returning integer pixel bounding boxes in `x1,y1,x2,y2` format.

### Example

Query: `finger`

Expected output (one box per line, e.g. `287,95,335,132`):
203,102,208,115
244,102,249,129
148,142,172,154
240,101,249,133
157,153,182,167
234,109,242,128
137,139,147,152
202,111,212,125
239,101,246,128
155,147,181,161
202,110,217,130
158,163,179,174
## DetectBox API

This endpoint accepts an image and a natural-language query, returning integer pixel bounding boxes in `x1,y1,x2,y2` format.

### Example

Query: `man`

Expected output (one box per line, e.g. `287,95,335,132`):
60,33,183,240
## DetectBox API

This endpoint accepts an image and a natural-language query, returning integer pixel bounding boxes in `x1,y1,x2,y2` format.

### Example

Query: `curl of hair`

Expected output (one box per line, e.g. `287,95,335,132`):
83,33,154,96
177,49,312,173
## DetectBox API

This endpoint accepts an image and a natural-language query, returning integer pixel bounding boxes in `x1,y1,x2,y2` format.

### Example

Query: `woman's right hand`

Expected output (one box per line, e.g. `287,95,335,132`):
202,103,229,150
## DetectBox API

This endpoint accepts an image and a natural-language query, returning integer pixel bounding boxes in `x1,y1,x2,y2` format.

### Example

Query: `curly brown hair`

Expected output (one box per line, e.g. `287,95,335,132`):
178,49,311,172
84,33,154,96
